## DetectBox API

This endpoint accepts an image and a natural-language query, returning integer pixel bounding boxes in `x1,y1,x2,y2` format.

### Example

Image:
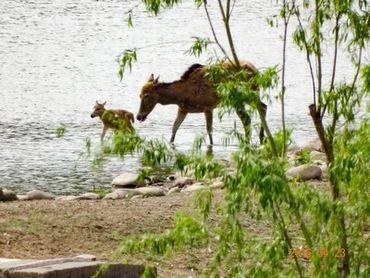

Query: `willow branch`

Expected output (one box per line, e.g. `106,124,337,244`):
314,0,323,113
321,13,341,118
272,201,304,278
203,0,232,63
295,9,317,107
217,0,240,68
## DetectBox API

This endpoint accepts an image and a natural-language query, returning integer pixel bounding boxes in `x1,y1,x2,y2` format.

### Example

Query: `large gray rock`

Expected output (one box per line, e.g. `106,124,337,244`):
135,186,166,197
174,177,194,188
103,189,134,200
181,182,207,192
56,196,79,201
0,188,18,202
16,195,29,201
286,164,322,181
111,172,138,188
167,186,181,195
210,180,224,189
75,193,100,200
0,255,156,278
26,190,55,200
320,164,329,180
131,195,143,200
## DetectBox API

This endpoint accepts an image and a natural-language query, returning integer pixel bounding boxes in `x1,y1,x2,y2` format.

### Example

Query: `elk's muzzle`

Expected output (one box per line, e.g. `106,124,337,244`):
136,114,147,122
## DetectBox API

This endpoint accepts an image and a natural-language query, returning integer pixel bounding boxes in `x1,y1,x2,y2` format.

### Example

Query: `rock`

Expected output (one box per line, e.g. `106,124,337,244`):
75,193,100,200
181,182,207,192
56,196,79,201
26,190,55,200
210,180,224,189
73,254,97,261
167,173,180,181
111,172,138,188
167,186,181,195
174,177,195,188
286,164,322,181
0,188,18,202
300,138,324,152
135,186,166,197
320,164,329,180
103,190,133,200
310,151,327,163
0,256,155,277
17,195,29,201
131,195,143,200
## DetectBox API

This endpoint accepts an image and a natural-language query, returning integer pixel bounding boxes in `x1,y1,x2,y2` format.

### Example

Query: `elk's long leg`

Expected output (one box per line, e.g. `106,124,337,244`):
204,110,214,145
235,105,251,143
170,109,187,143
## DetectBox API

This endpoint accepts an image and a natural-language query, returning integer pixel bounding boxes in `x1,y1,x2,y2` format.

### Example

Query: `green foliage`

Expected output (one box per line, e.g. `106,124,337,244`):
186,36,212,57
111,131,143,157
126,11,133,28
141,266,157,278
141,139,171,167
92,262,111,278
92,152,104,169
294,149,311,165
92,186,110,199
361,64,370,93
263,129,292,157
143,0,183,15
118,213,208,256
137,166,173,183
85,137,92,156
55,123,66,138
118,49,137,80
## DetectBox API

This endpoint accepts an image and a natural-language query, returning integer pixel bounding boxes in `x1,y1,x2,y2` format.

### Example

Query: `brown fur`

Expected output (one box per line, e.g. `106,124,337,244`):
136,60,265,144
91,101,134,142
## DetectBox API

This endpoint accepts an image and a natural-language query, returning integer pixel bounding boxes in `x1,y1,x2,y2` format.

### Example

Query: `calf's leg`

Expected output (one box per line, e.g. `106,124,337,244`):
101,126,108,142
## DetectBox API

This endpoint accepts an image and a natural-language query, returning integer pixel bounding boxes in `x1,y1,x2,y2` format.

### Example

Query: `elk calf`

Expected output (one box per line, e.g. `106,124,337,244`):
91,101,134,142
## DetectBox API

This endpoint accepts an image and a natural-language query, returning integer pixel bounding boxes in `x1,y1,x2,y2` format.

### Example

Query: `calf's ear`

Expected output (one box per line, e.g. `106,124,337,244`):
148,73,154,82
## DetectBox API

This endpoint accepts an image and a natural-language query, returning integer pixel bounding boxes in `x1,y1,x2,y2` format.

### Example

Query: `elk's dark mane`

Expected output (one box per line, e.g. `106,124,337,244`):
180,63,204,80
153,63,205,89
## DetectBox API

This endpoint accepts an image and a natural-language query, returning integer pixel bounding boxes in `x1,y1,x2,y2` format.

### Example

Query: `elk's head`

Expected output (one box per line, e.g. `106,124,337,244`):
136,74,160,122
91,101,106,118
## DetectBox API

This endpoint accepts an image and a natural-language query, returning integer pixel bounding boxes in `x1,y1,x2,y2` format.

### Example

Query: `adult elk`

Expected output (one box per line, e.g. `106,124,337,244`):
136,61,266,145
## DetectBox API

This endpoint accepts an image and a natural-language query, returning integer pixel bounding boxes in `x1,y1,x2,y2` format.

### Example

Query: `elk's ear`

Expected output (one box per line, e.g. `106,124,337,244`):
102,101,107,106
154,75,160,84
96,100,99,104
148,74,154,82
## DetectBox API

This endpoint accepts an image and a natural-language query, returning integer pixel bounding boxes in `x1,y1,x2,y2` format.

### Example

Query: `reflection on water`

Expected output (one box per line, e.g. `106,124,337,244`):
0,0,359,194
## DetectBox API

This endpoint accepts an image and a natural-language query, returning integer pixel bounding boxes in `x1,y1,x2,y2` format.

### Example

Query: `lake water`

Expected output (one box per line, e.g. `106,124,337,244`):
0,0,364,194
